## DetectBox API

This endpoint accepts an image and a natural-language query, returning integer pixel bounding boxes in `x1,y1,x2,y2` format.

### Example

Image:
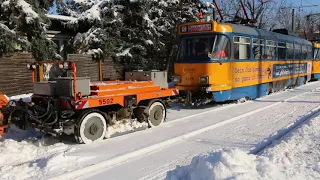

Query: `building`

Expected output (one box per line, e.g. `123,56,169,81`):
45,14,77,60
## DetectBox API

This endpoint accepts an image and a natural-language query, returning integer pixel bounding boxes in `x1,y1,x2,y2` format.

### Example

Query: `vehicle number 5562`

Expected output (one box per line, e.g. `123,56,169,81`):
99,98,113,105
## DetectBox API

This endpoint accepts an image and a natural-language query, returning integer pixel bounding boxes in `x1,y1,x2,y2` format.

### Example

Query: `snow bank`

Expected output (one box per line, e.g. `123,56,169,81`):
165,149,283,180
0,94,85,180
165,114,320,180
0,124,78,180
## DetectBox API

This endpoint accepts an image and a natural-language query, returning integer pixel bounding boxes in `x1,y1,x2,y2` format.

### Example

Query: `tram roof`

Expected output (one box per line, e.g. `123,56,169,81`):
226,23,311,45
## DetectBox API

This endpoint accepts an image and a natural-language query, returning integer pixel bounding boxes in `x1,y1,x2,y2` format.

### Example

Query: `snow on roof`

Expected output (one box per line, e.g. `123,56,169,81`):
46,14,77,22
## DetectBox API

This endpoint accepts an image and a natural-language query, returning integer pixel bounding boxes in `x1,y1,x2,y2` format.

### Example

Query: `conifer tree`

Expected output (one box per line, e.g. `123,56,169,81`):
0,0,60,60
65,0,212,70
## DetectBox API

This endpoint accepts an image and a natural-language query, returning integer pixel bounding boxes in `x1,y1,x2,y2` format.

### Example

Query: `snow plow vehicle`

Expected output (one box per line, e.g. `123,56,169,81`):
0,61,179,144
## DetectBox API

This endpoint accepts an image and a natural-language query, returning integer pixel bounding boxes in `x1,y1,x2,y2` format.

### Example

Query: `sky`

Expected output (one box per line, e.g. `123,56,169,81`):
289,0,320,13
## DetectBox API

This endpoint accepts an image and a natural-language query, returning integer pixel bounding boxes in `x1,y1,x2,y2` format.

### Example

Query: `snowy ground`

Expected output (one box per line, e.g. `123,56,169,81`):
166,111,320,180
1,81,320,180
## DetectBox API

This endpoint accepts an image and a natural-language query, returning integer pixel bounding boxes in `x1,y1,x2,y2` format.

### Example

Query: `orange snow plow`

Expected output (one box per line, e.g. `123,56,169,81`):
0,94,9,134
0,61,178,143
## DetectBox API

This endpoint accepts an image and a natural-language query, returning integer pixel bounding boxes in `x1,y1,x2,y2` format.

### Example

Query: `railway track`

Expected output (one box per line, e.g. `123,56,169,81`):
250,104,320,155
48,82,320,180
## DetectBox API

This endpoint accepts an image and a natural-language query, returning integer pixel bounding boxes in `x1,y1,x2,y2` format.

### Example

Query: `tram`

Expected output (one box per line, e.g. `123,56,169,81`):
172,21,313,105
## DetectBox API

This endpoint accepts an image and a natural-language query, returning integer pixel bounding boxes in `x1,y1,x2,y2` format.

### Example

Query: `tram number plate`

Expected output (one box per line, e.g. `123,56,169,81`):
99,98,113,105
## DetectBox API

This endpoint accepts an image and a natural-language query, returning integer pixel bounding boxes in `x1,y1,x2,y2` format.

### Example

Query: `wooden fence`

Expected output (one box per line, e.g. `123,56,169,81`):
0,53,124,96
0,53,35,96
67,54,124,81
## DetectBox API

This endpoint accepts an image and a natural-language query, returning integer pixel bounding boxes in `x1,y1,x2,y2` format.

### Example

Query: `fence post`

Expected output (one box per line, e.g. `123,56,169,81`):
99,59,103,81
38,64,44,82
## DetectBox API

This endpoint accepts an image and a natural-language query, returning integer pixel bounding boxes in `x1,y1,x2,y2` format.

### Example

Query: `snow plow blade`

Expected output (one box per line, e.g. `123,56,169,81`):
0,93,9,135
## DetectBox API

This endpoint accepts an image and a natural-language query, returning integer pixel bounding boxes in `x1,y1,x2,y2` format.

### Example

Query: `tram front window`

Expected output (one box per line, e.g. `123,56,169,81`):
177,35,230,62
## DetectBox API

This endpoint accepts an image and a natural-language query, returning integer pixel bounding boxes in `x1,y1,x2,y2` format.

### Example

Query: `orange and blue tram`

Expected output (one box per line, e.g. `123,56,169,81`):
172,21,314,105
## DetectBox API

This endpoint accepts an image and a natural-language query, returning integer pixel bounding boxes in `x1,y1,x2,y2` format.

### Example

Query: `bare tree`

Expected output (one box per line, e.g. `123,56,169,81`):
216,0,292,30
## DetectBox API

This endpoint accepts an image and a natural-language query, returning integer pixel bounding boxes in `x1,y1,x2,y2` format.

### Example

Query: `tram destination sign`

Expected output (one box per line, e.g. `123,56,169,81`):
180,23,213,33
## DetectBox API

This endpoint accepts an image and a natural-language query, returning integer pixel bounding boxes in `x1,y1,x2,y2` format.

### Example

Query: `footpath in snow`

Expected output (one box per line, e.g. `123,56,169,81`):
1,81,320,180
166,111,320,180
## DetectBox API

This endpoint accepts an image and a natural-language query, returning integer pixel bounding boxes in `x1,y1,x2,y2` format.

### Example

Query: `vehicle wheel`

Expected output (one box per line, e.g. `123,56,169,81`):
147,101,166,127
74,110,107,144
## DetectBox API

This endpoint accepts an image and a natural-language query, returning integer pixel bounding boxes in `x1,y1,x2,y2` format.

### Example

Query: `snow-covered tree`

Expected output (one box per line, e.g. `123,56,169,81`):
64,0,213,70
0,0,60,60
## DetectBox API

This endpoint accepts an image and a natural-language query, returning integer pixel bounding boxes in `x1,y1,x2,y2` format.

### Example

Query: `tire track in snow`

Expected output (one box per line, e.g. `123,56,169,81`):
49,86,320,180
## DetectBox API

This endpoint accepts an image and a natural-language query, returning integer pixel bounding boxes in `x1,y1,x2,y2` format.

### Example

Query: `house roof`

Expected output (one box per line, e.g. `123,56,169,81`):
46,14,77,22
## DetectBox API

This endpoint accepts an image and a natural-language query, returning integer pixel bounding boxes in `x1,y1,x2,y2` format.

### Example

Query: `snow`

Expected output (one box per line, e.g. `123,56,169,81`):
9,93,32,102
82,5,101,21
165,112,320,180
116,48,132,57
159,0,179,7
76,0,108,22
43,63,53,81
46,14,77,21
2,0,39,24
16,0,39,24
78,81,320,180
145,40,154,45
0,23,16,35
1,81,320,180
106,119,148,138
0,125,78,180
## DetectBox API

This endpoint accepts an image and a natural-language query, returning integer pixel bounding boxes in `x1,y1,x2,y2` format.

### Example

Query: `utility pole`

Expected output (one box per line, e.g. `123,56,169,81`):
280,5,318,33
292,8,295,32
213,0,217,21
212,0,223,21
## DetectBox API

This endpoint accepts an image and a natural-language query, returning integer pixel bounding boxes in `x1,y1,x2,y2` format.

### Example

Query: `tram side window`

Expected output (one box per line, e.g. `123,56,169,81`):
307,46,313,59
278,42,286,60
317,49,320,59
253,38,264,59
266,40,276,59
314,49,319,60
287,42,294,59
234,36,250,60
295,44,302,59
301,45,308,59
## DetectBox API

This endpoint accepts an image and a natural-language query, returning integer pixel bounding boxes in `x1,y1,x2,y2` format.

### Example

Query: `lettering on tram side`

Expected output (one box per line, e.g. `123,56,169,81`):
234,66,271,84
272,63,308,78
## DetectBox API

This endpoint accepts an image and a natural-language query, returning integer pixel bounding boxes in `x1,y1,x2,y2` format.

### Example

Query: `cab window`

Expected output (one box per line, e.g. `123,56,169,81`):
177,35,230,62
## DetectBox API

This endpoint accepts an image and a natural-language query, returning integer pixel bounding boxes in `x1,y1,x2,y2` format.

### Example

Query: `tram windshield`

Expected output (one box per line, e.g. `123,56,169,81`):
177,35,230,62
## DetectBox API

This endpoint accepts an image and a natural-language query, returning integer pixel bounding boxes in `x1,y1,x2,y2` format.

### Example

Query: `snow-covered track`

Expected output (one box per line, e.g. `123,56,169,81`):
48,85,320,180
250,104,320,155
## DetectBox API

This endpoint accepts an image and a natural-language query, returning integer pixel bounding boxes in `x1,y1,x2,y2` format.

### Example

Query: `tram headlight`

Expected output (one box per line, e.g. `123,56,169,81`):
172,75,181,83
199,76,209,84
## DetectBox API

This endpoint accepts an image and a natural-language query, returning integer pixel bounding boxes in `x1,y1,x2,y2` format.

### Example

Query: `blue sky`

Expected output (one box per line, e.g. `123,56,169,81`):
289,0,320,12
